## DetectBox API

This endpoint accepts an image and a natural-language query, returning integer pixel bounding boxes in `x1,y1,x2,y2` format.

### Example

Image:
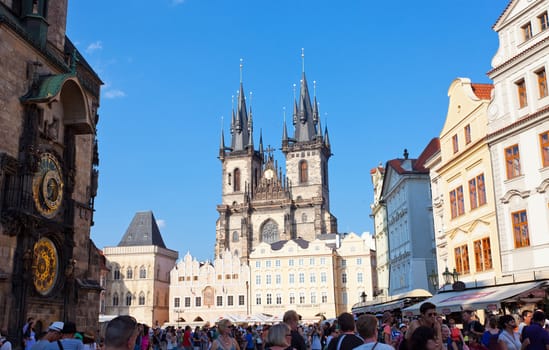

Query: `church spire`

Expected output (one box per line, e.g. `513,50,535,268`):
293,49,318,142
230,59,251,152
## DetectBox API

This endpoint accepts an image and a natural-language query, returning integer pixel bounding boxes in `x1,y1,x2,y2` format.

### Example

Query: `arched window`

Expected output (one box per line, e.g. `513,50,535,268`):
261,219,279,243
139,292,145,305
299,161,308,183
113,267,120,280
232,231,239,242
126,267,133,279
126,292,132,306
234,168,241,191
139,266,146,279
112,293,119,306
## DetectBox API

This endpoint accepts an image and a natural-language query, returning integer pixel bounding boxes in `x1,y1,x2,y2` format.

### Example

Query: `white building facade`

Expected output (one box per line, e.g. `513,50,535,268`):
487,0,549,277
370,166,389,300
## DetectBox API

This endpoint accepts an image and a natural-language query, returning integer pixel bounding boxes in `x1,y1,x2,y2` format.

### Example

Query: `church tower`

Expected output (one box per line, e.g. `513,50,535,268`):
281,52,337,240
215,55,337,264
216,61,263,261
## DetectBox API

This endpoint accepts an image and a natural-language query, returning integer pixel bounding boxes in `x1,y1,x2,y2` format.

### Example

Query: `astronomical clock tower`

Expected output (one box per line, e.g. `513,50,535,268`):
216,58,338,264
0,0,103,341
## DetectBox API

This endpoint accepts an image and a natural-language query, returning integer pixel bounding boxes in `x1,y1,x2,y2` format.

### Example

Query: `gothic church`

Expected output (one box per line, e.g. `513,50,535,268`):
215,63,338,263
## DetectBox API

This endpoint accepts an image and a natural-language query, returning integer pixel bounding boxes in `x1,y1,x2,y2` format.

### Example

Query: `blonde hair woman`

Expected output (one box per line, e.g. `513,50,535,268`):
266,323,292,350
211,320,240,350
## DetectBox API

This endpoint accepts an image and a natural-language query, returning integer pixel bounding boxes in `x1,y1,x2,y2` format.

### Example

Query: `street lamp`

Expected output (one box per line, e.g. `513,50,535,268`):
174,309,183,327
360,291,367,303
442,267,453,285
428,270,439,290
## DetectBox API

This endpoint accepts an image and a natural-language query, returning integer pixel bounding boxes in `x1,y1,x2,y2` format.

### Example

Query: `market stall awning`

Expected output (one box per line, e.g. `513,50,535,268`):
352,289,432,314
402,281,547,315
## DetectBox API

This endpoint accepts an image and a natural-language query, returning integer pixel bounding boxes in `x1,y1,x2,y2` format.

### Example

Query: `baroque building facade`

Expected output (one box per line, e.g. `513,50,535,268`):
425,78,501,287
487,0,549,277
370,166,389,300
0,0,103,341
103,211,178,326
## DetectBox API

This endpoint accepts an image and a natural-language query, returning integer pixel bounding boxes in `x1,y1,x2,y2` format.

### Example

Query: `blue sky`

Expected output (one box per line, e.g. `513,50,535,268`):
66,1,509,261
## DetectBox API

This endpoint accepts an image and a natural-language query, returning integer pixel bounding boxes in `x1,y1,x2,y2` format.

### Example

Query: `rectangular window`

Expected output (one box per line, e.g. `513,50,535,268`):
185,297,191,307
255,261,260,268
275,274,281,284
522,22,533,41
299,273,305,283
289,259,294,266
505,144,521,179
298,258,304,266
453,134,459,154
266,260,272,268
266,293,272,305
289,293,295,304
174,297,180,308
289,274,295,284
256,275,261,285
299,292,305,304
266,275,271,285
454,244,470,275
540,131,549,167
255,294,261,305
239,295,245,305
357,257,362,265
474,238,493,272
275,259,281,267
537,68,548,98
227,295,234,306
311,292,316,304
464,124,471,144
310,273,316,283
517,79,528,108
320,257,326,265
216,296,223,306
310,258,315,265
539,11,548,31
342,273,347,284
321,272,327,283
195,297,201,307
469,174,487,209
449,186,464,218
357,272,363,283
321,292,328,303
512,210,530,248
341,259,347,267
276,294,282,304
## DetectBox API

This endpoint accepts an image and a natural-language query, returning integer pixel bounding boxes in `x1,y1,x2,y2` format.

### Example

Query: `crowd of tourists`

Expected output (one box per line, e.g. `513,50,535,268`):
6,304,549,350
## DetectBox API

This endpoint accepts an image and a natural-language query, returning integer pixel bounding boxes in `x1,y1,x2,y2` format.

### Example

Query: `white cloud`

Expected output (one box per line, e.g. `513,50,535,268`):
86,41,103,54
156,219,166,229
103,89,126,99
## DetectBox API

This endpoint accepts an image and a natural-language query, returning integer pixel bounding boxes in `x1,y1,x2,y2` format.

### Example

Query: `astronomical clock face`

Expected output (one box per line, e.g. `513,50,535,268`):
32,153,64,218
33,238,59,296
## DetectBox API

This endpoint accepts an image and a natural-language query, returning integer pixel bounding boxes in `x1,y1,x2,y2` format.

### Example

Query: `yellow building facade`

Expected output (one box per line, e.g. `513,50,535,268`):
427,78,502,286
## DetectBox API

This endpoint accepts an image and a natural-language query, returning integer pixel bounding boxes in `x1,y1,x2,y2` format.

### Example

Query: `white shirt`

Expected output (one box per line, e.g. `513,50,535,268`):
354,342,394,350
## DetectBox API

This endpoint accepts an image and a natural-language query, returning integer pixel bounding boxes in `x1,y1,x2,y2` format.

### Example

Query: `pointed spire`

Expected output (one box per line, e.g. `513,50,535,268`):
282,107,288,142
324,125,331,149
219,127,226,159
230,58,251,152
259,129,264,155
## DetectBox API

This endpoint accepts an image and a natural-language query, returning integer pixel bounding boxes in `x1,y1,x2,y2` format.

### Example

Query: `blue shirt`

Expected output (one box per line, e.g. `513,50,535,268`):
522,323,549,350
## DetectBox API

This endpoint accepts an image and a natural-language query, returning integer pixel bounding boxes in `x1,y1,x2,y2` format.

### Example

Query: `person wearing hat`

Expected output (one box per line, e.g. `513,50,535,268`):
46,322,84,350
31,322,64,350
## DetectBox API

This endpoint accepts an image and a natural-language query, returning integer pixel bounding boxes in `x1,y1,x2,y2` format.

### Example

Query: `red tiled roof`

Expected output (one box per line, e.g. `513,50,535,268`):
415,138,440,170
369,165,384,175
471,83,493,100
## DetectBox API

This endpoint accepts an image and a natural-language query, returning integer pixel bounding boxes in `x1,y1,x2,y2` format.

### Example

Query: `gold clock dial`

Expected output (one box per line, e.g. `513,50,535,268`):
33,153,64,218
32,238,59,296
